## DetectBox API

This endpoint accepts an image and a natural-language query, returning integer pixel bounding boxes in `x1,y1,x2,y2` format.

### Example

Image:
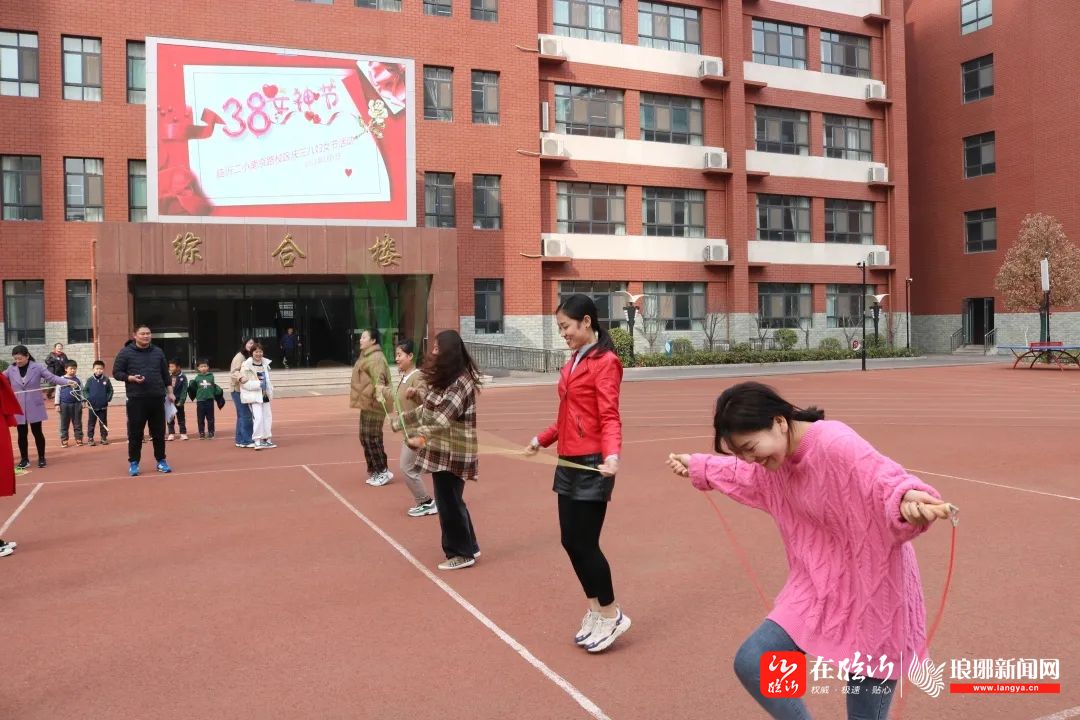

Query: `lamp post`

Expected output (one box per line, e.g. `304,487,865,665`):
1041,253,1051,343
905,277,913,350
624,302,637,359
857,260,867,371
872,299,882,345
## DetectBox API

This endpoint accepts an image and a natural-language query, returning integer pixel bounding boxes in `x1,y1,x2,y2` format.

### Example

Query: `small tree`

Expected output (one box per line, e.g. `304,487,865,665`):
995,213,1080,313
636,294,664,352
839,315,862,348
702,311,726,351
749,313,771,349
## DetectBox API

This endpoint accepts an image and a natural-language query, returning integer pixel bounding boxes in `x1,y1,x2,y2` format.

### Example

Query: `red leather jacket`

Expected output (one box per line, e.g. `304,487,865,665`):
537,345,623,459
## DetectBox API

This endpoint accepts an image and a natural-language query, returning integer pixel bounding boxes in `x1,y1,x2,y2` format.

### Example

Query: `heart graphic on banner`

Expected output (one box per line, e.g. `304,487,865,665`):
345,168,352,177
262,83,278,98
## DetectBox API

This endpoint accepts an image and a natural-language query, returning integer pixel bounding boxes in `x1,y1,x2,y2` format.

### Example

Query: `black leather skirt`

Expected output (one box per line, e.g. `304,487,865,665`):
553,453,614,502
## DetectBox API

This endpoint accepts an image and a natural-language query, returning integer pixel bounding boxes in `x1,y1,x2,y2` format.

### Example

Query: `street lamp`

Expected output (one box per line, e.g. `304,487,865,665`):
857,260,868,371
624,302,638,359
905,277,913,350
868,293,889,346
1041,252,1051,343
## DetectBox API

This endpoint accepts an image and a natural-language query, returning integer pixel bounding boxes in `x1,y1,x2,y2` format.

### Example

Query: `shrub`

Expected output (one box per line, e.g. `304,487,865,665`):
609,327,634,366
818,337,842,351
775,328,799,350
0,359,7,372
670,338,695,356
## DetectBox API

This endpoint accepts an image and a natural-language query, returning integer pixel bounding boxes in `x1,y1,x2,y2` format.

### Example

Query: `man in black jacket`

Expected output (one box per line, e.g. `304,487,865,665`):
112,325,174,476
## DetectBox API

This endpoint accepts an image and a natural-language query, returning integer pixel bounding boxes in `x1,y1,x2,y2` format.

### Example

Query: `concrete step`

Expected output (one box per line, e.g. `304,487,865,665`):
953,344,992,355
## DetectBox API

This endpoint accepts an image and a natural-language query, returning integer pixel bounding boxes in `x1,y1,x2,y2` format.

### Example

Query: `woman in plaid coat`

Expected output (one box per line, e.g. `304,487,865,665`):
399,330,482,571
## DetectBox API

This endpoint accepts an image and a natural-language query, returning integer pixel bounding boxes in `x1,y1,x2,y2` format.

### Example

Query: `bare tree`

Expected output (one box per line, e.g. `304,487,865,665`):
636,316,664,352
702,312,726,351
839,315,862,348
995,213,1080,311
749,313,771,350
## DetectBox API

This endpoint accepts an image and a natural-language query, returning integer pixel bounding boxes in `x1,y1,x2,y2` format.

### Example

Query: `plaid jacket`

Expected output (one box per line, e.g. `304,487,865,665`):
403,373,478,481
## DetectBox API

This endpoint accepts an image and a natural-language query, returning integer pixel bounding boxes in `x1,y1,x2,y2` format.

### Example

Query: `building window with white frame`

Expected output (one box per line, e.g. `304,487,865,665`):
758,283,811,329
4,280,45,345
1,155,42,220
127,41,145,104
423,66,453,121
472,175,501,229
424,0,453,16
355,0,402,9
755,106,809,155
643,187,705,237
826,283,871,328
553,0,622,43
62,36,102,101
820,31,870,78
474,279,503,334
425,172,456,227
961,0,992,34
757,194,810,243
963,132,995,178
965,208,996,253
64,157,104,222
556,182,626,234
555,84,624,138
644,281,705,331
471,0,497,21
638,2,700,54
962,55,993,103
751,19,806,69
67,280,94,343
825,199,874,244
559,281,627,329
129,160,147,222
471,71,499,125
0,30,40,97
640,93,703,145
824,114,872,161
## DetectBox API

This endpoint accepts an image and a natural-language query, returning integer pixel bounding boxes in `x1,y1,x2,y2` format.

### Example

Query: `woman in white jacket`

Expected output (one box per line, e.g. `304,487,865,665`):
240,343,276,450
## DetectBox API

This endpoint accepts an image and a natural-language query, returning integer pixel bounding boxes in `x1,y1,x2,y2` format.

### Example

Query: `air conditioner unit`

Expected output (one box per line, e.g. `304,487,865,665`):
539,37,564,57
541,137,566,158
698,58,723,79
867,250,890,266
544,238,568,257
865,83,887,101
540,101,550,132
703,244,729,262
704,150,728,170
868,166,889,183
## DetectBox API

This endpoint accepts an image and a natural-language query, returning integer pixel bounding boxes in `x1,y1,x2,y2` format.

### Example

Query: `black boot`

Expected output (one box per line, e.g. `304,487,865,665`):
37,457,46,468
16,459,29,469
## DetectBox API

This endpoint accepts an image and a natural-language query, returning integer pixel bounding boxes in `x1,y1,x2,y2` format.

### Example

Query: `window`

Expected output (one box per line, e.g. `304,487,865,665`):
824,114,872,161
127,41,145,103
472,175,501,229
554,84,624,138
963,132,995,178
826,284,870,328
62,36,102,101
751,19,806,69
471,0,497,20
825,199,874,244
471,71,499,125
643,187,704,237
558,281,627,329
3,280,45,345
423,66,453,121
962,55,993,103
129,160,147,222
424,0,452,15
965,208,996,253
64,158,104,222
66,280,93,343
0,30,39,97
638,2,700,54
474,279,503,334
356,0,402,8
644,282,705,331
755,106,809,155
554,0,622,43
424,172,455,227
1,155,42,220
556,183,625,234
820,31,870,78
758,283,811,329
640,93,702,145
757,194,810,243
961,0,992,34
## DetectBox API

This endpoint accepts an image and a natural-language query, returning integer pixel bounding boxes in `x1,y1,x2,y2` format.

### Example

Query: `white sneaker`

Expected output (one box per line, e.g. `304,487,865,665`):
407,499,438,517
575,610,601,646
365,475,377,486
262,440,277,449
180,434,189,441
437,556,475,571
254,441,266,451
585,610,631,653
0,546,12,558
167,434,175,441
371,470,393,486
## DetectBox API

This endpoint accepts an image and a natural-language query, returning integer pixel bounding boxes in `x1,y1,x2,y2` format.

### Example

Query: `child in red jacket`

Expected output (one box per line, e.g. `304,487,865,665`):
525,293,629,653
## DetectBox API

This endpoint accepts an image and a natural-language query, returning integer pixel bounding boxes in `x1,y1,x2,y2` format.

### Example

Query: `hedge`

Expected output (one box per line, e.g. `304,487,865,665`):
629,345,916,367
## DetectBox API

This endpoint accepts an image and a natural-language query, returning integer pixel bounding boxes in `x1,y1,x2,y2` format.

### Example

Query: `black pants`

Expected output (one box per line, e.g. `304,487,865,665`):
559,494,614,607
127,396,167,463
196,399,215,435
432,471,479,559
16,422,46,462
59,402,83,441
168,404,187,434
88,406,108,441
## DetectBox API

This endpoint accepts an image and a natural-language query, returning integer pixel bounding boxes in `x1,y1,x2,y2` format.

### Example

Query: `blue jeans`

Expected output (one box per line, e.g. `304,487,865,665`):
734,620,897,720
231,391,253,445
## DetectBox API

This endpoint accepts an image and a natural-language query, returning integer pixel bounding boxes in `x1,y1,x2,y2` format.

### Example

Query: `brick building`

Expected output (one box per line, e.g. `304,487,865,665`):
906,0,1080,352
1,0,909,370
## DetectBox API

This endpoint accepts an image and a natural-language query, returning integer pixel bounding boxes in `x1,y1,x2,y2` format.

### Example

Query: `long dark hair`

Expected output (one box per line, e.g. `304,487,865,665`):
556,293,615,354
712,382,824,454
422,330,481,392
11,345,35,362
240,337,256,359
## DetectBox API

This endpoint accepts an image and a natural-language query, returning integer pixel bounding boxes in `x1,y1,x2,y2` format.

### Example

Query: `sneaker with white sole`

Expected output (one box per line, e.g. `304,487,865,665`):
263,439,277,449
0,545,12,558
0,539,17,554
407,499,438,517
365,475,377,486
575,610,601,646
437,556,475,570
585,610,631,653
370,470,393,487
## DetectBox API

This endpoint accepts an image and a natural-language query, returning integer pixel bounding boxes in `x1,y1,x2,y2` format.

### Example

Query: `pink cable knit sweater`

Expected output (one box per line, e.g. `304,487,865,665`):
689,420,941,680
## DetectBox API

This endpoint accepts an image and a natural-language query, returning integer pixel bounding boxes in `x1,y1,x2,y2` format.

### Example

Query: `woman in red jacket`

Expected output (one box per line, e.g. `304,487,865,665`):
525,293,629,653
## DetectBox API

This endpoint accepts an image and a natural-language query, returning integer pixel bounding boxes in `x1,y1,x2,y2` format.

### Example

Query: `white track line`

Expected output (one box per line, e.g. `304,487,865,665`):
0,482,44,536
908,469,1080,502
301,464,610,720
1032,707,1080,720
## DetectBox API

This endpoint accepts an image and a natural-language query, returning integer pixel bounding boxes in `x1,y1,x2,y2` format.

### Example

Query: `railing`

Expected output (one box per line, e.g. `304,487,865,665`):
464,342,571,373
983,328,997,354
950,328,964,352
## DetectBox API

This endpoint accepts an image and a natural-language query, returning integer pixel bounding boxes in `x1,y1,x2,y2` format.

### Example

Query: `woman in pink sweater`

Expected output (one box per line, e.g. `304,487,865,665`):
667,382,953,720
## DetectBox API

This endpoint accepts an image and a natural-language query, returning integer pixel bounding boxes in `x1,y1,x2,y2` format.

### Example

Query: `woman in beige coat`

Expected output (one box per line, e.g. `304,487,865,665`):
350,328,392,485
